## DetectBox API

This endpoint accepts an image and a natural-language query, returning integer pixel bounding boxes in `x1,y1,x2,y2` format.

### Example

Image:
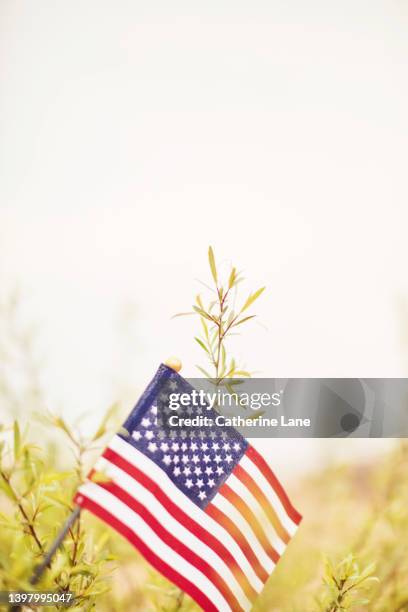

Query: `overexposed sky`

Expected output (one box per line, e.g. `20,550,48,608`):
1,0,408,448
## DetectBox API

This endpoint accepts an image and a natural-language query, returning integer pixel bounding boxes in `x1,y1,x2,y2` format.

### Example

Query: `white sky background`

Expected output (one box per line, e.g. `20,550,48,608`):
1,0,408,477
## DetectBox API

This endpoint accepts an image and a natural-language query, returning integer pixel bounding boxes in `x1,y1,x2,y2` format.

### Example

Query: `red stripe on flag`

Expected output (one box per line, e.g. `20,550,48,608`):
103,447,257,602
205,503,269,584
232,464,290,544
95,479,243,612
219,483,280,564
74,492,218,612
245,446,302,525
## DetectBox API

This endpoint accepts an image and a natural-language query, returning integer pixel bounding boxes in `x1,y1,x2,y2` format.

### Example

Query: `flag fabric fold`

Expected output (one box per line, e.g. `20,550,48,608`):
75,364,302,612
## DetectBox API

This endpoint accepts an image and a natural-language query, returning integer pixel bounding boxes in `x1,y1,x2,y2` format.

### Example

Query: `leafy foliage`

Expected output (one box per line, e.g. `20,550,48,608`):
318,555,378,611
0,415,118,609
175,246,265,382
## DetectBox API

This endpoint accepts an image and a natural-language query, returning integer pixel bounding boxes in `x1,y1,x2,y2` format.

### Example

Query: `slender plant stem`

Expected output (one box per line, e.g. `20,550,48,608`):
0,470,44,553
173,590,185,611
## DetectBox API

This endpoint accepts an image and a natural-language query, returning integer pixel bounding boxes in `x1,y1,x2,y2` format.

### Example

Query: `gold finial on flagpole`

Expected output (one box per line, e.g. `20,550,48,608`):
164,356,182,372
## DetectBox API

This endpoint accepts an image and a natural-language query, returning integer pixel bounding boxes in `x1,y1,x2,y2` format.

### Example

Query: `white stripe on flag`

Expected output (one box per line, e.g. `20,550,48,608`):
227,473,286,556
109,435,264,593
240,455,299,536
210,493,275,574
78,482,233,612
96,456,252,610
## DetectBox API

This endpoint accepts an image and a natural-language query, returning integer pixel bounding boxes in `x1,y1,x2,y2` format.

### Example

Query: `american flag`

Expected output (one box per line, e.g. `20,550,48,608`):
75,364,302,611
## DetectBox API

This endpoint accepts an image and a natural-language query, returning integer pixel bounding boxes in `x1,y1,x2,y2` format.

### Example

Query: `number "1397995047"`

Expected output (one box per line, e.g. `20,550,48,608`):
0,591,74,607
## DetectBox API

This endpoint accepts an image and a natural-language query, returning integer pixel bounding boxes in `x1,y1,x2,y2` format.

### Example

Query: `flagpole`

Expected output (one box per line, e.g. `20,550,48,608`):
9,357,183,612
31,506,81,585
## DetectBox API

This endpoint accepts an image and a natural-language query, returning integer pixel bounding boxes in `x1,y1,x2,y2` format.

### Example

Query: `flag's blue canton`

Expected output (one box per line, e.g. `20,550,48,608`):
120,365,248,509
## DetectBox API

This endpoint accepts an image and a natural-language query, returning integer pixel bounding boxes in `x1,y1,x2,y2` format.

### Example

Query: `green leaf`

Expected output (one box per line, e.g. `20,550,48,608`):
360,562,376,578
226,310,235,328
171,312,195,319
192,305,215,322
41,471,73,484
208,300,217,312
69,564,96,577
92,402,119,441
223,357,236,378
241,287,266,313
210,327,218,346
221,345,226,372
233,315,256,327
13,421,21,460
228,267,236,289
195,337,210,354
44,494,73,510
196,365,212,378
246,410,265,419
0,476,16,501
223,379,243,387
51,415,76,443
208,246,217,285
200,317,209,341
363,576,380,584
